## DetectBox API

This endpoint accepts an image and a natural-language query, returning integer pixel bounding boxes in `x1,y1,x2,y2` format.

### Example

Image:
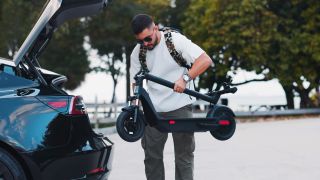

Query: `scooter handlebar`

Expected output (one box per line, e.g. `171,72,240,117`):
230,87,238,93
144,73,237,103
145,73,215,102
216,87,237,95
223,87,237,94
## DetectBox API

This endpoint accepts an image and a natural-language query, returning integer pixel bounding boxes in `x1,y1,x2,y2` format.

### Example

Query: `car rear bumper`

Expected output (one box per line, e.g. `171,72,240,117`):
20,136,114,180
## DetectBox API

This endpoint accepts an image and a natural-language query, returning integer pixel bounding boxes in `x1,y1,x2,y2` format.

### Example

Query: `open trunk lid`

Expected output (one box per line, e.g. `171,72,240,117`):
13,0,109,66
12,0,109,87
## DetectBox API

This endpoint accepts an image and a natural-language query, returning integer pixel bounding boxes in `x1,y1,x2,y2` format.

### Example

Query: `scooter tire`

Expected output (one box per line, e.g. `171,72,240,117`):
116,110,145,142
207,108,236,141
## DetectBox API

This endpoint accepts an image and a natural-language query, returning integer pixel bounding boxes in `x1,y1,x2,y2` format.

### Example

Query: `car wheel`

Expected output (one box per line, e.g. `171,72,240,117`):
116,110,145,142
0,147,27,180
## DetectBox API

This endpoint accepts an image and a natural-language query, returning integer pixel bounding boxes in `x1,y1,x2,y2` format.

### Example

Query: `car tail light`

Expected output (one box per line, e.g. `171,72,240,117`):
37,96,69,112
88,167,105,175
69,96,87,115
47,101,68,108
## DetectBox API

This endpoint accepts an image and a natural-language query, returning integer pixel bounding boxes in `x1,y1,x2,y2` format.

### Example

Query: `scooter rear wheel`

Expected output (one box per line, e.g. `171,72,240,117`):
207,108,236,141
116,110,145,142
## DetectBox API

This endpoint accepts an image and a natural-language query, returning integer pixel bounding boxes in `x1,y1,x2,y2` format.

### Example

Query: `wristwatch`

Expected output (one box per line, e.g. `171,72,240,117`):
183,73,192,83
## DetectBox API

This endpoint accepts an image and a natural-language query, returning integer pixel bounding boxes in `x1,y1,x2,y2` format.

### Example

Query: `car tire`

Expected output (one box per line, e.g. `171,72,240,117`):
0,147,27,180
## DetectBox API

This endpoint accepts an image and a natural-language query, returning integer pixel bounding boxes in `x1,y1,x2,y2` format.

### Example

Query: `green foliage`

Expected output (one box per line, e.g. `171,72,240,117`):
183,0,320,107
41,20,90,90
0,0,42,58
156,0,192,30
87,0,170,100
87,0,170,60
183,0,277,90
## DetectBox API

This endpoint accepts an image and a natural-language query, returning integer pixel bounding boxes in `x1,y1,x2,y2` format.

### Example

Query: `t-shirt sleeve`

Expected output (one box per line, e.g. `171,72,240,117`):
172,32,205,64
129,45,141,83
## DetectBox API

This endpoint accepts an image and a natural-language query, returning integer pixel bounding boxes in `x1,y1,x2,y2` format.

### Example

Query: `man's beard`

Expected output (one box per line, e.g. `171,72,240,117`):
147,35,159,50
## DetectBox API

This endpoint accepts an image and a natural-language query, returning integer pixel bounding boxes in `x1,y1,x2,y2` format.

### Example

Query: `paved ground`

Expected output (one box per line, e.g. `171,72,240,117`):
107,118,320,180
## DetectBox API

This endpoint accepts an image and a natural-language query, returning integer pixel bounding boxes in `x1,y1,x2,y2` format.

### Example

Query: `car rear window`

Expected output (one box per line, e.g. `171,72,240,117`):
0,64,17,75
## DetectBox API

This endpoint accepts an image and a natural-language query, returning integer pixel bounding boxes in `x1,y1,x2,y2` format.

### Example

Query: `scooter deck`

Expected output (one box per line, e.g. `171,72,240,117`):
153,117,231,133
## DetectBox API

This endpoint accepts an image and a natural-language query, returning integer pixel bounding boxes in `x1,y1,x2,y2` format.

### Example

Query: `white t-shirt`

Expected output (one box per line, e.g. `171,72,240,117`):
130,31,204,112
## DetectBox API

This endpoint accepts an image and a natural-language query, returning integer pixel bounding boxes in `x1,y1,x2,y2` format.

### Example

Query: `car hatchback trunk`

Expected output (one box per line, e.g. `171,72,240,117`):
0,1,113,179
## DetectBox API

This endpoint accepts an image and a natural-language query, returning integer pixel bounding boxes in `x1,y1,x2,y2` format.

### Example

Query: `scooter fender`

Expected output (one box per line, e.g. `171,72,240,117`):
207,105,236,117
121,106,135,114
121,106,147,124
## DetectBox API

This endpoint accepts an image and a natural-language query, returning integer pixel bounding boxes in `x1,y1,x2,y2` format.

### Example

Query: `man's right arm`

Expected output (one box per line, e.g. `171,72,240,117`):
129,45,141,96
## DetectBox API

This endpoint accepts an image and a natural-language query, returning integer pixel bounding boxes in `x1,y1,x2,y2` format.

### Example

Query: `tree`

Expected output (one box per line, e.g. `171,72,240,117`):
183,0,320,108
264,0,320,108
40,20,90,90
87,0,170,101
0,0,41,59
156,0,192,30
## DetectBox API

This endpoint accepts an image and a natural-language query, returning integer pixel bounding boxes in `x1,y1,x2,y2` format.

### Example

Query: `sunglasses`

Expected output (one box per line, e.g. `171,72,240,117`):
137,36,153,44
137,27,155,44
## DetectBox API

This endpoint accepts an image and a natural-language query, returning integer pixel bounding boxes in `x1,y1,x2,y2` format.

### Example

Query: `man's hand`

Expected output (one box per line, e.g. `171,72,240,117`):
174,76,187,93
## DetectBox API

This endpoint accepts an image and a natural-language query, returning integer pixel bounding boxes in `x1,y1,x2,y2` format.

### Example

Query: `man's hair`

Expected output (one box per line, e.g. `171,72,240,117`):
131,14,154,35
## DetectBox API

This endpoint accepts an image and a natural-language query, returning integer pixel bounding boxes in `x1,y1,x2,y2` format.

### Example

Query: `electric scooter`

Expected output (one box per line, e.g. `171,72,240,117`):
116,69,238,142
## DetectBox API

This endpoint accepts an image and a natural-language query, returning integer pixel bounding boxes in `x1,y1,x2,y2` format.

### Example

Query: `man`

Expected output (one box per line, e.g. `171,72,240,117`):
129,14,213,180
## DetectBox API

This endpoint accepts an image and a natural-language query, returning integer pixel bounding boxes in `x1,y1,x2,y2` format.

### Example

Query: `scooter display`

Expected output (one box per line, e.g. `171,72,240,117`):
116,70,238,142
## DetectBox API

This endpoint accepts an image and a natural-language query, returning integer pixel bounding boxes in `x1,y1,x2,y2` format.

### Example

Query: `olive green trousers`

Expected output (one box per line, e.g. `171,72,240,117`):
141,105,195,180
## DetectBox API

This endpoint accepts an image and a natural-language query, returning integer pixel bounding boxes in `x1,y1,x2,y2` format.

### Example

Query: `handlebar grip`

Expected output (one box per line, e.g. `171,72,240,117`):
229,87,238,94
219,87,238,95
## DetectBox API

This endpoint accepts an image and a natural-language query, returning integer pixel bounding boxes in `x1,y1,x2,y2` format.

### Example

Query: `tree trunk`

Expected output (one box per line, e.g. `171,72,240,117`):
283,85,294,109
298,89,313,108
316,86,320,107
125,47,131,101
316,78,320,107
107,78,117,117
293,86,313,108
111,80,117,103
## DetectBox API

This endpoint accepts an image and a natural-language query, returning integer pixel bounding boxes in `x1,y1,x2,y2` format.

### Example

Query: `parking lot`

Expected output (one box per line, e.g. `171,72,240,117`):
107,117,320,180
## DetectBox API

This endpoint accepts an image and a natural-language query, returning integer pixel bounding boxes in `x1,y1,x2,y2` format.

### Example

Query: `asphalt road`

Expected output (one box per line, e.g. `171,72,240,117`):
107,117,320,180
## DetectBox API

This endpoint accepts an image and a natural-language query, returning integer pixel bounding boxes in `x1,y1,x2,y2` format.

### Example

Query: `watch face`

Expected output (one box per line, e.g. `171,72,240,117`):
183,75,189,82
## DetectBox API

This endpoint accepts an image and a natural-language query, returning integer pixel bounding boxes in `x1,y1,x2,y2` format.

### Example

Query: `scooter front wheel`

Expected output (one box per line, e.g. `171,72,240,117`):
116,110,145,142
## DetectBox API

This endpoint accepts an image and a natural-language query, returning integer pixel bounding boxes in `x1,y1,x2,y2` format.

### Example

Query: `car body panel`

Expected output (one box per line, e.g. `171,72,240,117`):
0,72,39,91
0,96,64,151
0,80,114,179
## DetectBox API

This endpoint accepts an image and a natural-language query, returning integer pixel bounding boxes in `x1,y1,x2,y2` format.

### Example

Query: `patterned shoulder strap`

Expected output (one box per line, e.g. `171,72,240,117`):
137,27,191,72
163,28,191,70
139,45,149,72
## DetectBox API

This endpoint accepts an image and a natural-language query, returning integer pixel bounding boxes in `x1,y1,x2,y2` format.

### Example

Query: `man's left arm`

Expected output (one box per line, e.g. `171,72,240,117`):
187,53,213,80
174,53,212,93
172,33,213,93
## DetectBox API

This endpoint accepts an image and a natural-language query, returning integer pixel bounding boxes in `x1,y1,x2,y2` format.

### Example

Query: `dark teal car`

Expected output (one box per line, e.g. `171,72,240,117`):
0,0,113,179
